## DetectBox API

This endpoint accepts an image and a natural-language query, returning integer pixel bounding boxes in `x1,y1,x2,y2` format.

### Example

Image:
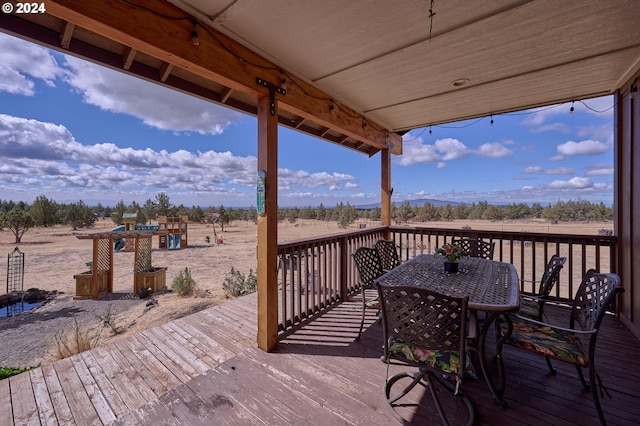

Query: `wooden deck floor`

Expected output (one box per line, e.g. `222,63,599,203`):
2,291,640,425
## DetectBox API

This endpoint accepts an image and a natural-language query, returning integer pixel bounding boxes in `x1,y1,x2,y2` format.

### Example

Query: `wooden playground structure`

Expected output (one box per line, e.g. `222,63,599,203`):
157,215,188,250
74,230,166,299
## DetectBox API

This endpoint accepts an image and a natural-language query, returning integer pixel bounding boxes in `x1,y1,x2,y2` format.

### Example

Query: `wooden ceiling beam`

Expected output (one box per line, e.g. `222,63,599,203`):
219,87,233,104
159,62,173,82
45,0,401,155
122,46,137,70
59,21,74,49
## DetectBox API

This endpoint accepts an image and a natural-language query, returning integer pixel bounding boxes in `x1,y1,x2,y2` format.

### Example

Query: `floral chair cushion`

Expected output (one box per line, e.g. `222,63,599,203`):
519,297,541,319
387,336,477,379
503,316,589,367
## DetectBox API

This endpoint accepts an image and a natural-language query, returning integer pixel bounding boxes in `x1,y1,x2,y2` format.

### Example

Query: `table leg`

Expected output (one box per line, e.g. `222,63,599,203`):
477,312,512,408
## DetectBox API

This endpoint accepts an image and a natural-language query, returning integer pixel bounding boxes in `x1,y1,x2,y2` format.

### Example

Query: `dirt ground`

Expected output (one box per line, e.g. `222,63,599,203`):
0,217,611,368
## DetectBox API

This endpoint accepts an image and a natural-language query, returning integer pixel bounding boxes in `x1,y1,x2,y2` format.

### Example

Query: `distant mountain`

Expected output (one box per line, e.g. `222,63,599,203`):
356,198,462,209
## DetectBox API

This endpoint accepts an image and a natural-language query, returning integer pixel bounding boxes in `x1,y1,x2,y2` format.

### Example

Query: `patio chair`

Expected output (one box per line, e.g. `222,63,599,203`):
497,269,623,425
452,238,495,259
375,239,401,272
519,254,566,320
377,283,474,425
352,246,385,341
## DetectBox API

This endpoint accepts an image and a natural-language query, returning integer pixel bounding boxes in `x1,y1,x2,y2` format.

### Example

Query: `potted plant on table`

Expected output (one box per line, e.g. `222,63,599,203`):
434,243,463,273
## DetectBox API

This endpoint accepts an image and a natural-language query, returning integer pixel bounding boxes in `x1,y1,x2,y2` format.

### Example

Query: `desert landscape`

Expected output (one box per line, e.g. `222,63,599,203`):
0,217,611,369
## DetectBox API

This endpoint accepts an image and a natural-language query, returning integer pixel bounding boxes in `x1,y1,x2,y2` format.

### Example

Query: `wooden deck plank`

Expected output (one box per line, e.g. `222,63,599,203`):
159,322,221,368
40,364,74,425
114,334,183,392
98,342,159,403
28,367,58,426
53,357,100,425
78,351,130,418
83,346,147,411
128,333,193,384
110,337,171,397
71,353,117,425
231,349,387,425
141,326,211,374
176,314,238,361
0,374,13,426
8,371,38,426
199,309,256,345
179,313,250,355
3,294,640,426
109,402,180,426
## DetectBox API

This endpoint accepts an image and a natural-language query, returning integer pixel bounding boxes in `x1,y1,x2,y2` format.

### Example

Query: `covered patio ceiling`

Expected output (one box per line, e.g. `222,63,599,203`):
2,0,639,157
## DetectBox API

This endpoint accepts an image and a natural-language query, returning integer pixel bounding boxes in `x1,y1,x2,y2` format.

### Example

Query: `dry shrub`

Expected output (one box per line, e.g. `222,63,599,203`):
48,305,121,361
49,316,95,361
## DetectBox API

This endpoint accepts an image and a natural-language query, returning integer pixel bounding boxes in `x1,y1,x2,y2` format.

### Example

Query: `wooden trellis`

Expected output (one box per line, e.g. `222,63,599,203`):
6,247,24,294
75,231,166,299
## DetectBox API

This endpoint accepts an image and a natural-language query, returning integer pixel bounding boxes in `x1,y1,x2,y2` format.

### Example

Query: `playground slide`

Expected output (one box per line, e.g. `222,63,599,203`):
111,225,125,252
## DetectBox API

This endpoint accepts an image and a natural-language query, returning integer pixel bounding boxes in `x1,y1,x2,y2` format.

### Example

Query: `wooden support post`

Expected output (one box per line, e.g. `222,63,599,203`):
108,238,114,294
92,239,99,300
381,147,392,238
257,95,279,351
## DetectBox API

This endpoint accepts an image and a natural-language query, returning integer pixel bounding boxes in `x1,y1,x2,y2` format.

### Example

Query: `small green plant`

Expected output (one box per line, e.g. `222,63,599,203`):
222,267,257,297
172,267,196,296
0,365,39,380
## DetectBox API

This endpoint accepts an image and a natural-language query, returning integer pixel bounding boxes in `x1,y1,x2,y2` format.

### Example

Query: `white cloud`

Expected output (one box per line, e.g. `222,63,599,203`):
395,135,470,166
585,163,614,176
529,123,570,134
475,142,513,158
545,167,574,175
548,177,592,189
64,56,242,135
434,138,469,160
523,166,544,174
0,33,64,95
557,140,609,156
396,136,440,166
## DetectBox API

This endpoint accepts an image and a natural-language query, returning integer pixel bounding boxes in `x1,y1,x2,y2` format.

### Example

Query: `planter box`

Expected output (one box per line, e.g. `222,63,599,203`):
134,267,167,297
74,270,110,300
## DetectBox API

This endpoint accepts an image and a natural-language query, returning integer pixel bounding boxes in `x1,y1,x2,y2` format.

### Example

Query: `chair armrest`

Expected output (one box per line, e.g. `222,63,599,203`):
511,314,597,335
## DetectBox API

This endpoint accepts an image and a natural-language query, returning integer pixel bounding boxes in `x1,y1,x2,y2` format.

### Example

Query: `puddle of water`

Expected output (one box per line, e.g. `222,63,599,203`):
0,301,43,318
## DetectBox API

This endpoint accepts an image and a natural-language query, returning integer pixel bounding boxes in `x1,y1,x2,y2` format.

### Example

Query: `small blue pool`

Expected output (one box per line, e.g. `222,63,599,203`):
0,301,43,318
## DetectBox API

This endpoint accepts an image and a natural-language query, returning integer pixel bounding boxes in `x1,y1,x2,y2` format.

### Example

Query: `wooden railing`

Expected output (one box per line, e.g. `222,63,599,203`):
277,226,387,334
276,225,617,336
389,226,617,301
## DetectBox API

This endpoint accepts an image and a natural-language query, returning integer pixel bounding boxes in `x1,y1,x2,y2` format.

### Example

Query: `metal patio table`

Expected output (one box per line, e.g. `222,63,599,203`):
375,254,520,406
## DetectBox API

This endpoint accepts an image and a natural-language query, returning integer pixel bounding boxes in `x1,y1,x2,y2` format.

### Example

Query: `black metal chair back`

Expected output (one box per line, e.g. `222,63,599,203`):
374,239,400,272
501,269,623,425
352,247,384,341
377,283,474,425
452,238,495,259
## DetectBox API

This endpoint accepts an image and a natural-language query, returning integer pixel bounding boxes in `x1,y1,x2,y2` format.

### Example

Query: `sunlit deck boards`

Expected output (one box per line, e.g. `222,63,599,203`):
2,291,640,425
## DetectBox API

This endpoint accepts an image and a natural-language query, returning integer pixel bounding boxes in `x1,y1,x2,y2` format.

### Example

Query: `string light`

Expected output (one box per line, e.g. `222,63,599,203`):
191,20,199,46
570,101,575,115
490,115,494,126
429,126,432,135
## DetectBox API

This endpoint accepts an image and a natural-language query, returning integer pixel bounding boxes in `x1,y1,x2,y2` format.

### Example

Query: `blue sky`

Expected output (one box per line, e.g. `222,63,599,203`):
0,32,614,208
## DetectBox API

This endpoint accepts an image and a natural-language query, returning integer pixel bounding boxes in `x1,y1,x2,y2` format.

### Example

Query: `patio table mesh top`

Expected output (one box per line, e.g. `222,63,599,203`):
375,254,519,312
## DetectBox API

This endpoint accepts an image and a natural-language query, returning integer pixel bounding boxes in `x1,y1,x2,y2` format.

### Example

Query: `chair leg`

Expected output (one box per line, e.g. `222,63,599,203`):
384,370,474,426
356,293,366,341
588,365,607,426
576,365,589,390
545,356,556,375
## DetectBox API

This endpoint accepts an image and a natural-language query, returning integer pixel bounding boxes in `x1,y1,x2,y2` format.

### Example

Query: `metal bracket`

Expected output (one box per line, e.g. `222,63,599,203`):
256,77,286,115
